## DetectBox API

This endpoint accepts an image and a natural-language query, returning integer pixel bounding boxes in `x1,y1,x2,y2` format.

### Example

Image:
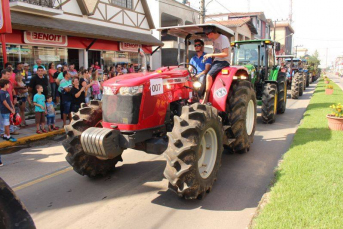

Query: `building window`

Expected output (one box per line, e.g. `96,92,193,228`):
111,0,133,9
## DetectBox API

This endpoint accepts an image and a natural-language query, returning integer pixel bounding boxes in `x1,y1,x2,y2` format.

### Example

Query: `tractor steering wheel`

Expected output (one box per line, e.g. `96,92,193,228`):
178,63,198,78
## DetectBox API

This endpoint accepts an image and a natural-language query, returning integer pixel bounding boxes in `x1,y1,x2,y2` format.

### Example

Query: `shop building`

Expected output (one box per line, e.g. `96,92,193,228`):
2,0,163,71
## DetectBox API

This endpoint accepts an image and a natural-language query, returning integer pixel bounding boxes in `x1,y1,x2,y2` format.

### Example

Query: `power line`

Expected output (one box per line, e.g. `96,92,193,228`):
295,37,343,42
265,0,284,18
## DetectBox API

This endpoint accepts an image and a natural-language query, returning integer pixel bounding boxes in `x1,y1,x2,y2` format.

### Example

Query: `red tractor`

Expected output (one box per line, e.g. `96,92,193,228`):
63,24,257,199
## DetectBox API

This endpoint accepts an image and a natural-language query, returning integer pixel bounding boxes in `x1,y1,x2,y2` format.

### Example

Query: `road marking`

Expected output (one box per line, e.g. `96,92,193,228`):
13,166,72,192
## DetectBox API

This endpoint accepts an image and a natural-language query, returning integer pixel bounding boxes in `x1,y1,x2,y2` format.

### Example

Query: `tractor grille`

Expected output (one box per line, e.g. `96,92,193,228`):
102,94,142,124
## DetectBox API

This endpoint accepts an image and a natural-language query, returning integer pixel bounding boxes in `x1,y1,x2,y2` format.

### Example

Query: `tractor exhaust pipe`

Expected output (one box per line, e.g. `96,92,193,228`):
138,48,147,73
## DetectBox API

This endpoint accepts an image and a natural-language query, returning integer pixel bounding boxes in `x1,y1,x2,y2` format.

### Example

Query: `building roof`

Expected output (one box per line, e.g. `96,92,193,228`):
228,12,267,22
10,11,164,46
206,17,258,34
274,21,295,33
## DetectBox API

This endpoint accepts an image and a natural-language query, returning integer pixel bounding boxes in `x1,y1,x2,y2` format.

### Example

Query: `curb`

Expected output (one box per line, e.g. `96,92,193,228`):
0,129,65,148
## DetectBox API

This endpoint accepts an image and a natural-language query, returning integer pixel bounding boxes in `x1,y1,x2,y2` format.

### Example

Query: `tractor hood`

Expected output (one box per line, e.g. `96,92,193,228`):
103,68,189,88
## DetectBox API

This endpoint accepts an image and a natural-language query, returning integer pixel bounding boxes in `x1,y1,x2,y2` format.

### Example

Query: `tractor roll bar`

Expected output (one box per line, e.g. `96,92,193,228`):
158,24,235,68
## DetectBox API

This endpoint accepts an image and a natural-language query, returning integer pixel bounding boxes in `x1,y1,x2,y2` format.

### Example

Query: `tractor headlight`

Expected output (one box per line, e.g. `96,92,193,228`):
193,81,202,90
119,85,143,95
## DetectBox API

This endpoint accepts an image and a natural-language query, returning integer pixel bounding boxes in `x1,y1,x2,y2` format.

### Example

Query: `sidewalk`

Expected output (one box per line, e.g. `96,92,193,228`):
0,117,65,148
329,73,343,90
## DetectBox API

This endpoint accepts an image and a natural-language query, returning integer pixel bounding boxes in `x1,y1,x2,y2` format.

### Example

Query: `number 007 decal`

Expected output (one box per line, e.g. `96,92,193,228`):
215,87,227,98
150,78,163,96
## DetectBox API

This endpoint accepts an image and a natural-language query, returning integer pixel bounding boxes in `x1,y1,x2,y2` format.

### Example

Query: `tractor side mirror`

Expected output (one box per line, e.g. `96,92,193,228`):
275,42,281,52
161,29,168,36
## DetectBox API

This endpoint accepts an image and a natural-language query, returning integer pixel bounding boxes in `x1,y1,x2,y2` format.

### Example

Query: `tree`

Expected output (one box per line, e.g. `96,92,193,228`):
307,50,321,72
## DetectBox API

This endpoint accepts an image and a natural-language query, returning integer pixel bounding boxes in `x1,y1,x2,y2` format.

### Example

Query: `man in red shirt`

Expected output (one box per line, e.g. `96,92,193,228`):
94,61,101,70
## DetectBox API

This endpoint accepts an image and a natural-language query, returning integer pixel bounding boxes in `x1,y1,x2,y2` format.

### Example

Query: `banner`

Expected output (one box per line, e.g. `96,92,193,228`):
0,0,12,34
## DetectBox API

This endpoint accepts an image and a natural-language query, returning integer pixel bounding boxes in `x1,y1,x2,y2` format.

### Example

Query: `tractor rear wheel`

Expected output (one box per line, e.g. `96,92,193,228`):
306,73,310,87
291,72,300,99
262,83,278,124
226,80,256,153
0,178,35,229
299,73,304,96
63,100,122,177
277,72,287,114
164,103,223,199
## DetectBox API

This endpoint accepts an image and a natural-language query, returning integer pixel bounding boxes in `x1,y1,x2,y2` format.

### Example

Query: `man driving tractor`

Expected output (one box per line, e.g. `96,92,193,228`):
188,39,212,95
202,28,231,104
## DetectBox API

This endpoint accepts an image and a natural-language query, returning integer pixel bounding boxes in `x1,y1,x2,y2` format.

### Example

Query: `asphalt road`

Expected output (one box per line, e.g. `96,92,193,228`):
0,82,317,229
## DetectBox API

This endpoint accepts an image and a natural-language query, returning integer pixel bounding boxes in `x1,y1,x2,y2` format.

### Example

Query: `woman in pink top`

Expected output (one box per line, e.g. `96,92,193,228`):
48,63,57,102
128,64,135,73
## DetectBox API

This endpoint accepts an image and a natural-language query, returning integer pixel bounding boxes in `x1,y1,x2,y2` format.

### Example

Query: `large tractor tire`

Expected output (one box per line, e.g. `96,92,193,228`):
306,73,310,87
164,103,223,199
63,100,122,177
0,178,35,229
291,72,300,99
261,83,278,124
277,72,287,114
299,73,304,96
309,73,313,84
226,80,256,153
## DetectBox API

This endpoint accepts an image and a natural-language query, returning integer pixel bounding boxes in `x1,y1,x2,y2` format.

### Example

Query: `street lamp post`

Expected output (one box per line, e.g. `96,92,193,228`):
294,45,303,58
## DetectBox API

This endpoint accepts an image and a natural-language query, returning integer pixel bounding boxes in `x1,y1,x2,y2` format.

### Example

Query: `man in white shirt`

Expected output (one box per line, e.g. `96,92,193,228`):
203,29,231,104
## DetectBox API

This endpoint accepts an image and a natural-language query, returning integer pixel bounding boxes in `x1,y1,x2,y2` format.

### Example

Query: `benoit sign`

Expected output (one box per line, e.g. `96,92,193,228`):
24,31,68,46
120,42,141,52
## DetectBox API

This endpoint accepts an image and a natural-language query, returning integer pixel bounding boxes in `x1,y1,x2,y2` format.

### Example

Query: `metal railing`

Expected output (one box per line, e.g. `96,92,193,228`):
10,0,62,9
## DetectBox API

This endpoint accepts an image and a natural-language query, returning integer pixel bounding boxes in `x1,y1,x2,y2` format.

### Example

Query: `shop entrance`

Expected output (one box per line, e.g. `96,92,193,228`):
68,49,79,70
88,50,101,68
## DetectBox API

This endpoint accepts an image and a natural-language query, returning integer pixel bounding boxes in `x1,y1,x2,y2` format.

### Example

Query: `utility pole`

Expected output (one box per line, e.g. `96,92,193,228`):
289,0,293,24
273,20,277,41
294,45,303,58
200,0,205,24
326,48,328,68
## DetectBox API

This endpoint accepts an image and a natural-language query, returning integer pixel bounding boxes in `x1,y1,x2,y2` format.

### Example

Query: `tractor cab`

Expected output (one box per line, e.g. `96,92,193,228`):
285,58,303,72
277,55,296,80
231,40,281,83
231,40,281,105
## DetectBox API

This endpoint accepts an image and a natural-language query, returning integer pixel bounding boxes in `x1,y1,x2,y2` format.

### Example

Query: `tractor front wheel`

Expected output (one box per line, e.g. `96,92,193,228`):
262,83,278,124
164,103,223,199
277,72,287,114
226,80,256,153
291,72,300,99
63,100,122,177
0,178,35,229
299,73,304,96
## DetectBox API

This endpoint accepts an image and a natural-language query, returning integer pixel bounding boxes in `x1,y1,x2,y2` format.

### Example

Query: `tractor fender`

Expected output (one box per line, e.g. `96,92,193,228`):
209,66,250,112
264,80,278,87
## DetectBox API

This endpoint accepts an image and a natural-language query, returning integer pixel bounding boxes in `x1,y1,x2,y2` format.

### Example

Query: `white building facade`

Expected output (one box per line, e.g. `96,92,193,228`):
3,0,162,70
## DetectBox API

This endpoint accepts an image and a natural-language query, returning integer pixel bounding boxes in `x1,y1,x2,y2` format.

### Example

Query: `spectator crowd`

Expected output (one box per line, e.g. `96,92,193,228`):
0,59,139,140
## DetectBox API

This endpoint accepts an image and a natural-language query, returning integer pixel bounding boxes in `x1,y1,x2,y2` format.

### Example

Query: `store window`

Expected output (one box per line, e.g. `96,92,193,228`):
0,45,68,72
102,50,150,73
110,0,132,9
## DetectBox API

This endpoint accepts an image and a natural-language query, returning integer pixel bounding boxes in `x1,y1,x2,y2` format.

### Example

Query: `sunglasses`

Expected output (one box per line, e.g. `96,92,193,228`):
194,44,202,47
205,32,211,36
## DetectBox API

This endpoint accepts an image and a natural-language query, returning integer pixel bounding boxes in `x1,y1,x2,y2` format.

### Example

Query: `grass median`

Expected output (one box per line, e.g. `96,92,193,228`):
252,79,343,228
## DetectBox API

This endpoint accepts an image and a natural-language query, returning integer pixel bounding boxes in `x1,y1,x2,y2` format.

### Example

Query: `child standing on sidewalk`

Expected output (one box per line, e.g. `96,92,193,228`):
46,95,59,132
33,85,47,134
0,79,17,142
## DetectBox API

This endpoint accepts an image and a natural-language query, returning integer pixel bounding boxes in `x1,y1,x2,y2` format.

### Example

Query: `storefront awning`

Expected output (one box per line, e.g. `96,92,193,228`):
10,12,164,47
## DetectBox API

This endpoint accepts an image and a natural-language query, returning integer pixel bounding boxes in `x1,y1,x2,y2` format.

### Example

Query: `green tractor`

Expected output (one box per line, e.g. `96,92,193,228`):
231,40,287,124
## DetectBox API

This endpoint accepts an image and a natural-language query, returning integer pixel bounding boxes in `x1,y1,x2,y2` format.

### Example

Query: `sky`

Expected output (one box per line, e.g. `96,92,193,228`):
178,0,343,67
